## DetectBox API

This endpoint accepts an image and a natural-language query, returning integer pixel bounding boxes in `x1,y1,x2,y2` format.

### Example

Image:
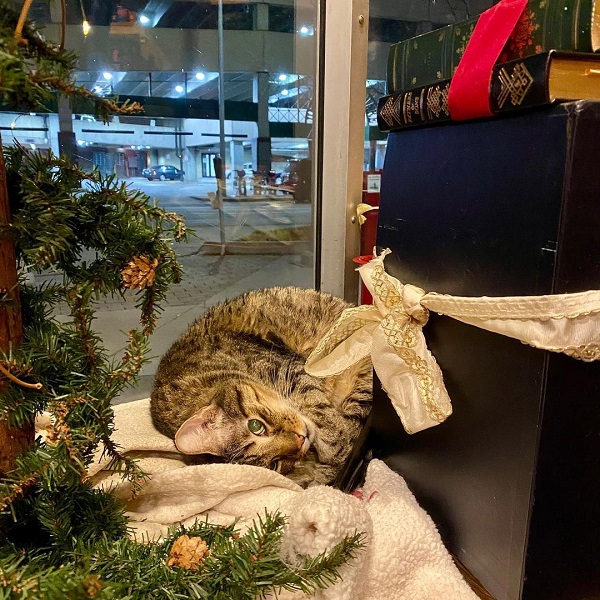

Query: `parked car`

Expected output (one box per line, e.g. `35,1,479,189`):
142,165,185,181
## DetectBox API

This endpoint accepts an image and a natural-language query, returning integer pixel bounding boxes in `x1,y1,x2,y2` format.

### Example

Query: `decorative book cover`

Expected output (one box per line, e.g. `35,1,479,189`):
378,51,600,131
387,0,599,95
371,101,600,600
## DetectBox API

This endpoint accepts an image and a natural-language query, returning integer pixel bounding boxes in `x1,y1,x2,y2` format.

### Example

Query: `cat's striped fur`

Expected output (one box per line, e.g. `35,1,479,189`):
150,286,372,487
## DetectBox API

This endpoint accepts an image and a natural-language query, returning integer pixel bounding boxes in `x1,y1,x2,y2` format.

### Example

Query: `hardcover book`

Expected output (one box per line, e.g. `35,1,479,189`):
387,0,600,95
378,50,600,131
371,101,600,600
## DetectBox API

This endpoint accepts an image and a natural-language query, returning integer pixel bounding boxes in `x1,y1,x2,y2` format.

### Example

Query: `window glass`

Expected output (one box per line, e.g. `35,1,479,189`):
6,1,320,402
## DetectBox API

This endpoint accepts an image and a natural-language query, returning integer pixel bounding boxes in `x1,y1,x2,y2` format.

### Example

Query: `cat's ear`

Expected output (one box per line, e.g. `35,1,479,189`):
175,405,228,455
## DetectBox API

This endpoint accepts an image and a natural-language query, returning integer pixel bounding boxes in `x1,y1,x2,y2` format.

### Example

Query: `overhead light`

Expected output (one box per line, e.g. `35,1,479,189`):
139,14,150,25
94,86,102,93
82,20,91,36
278,74,287,82
281,89,289,96
195,72,205,81
10,122,15,129
103,72,112,80
77,140,85,146
30,144,36,150
175,85,184,93
299,25,313,36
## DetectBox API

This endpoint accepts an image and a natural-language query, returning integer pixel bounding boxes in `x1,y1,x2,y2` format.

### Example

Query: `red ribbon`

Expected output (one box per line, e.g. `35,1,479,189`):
448,0,528,121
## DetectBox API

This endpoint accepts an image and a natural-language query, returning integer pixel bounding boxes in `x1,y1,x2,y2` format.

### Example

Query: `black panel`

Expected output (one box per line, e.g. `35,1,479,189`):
377,106,567,298
371,102,600,600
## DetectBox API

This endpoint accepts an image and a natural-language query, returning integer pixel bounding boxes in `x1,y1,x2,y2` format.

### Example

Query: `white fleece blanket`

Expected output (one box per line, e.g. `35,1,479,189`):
65,399,476,599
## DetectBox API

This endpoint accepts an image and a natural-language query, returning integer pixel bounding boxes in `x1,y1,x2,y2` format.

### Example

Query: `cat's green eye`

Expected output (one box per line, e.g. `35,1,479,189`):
248,419,266,435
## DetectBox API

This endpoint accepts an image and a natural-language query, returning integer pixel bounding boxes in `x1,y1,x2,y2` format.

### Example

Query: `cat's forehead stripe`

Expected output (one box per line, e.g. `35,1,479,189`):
235,388,248,416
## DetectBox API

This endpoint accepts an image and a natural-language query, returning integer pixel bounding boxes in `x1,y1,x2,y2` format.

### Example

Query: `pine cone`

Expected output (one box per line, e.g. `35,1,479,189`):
167,535,210,571
121,256,159,290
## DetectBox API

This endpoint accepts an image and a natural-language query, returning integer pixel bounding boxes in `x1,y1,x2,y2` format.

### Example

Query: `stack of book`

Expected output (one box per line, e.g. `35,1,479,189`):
377,0,600,132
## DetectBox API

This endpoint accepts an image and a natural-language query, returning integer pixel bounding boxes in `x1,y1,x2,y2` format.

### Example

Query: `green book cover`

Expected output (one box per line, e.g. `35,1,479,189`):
387,0,597,94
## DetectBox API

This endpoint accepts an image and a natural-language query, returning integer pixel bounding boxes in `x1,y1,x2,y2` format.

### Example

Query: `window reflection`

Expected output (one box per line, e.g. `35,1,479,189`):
365,0,498,170
6,1,320,402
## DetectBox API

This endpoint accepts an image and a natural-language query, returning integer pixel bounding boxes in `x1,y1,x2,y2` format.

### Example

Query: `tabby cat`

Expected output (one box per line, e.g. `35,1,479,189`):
150,286,372,487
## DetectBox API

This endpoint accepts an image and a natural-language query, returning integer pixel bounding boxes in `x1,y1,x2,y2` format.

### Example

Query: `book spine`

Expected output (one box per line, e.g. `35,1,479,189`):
489,52,551,113
377,81,452,131
378,52,552,132
387,0,594,95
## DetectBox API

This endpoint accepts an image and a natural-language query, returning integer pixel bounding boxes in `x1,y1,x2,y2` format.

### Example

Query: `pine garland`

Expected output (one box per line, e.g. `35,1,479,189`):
0,144,185,547
0,514,365,599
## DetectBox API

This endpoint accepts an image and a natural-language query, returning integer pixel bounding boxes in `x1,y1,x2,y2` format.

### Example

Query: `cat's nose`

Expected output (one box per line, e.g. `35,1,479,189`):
294,433,305,449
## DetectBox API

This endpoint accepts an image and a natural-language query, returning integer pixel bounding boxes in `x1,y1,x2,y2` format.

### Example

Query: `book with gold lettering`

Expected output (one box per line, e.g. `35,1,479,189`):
387,0,600,96
378,50,600,132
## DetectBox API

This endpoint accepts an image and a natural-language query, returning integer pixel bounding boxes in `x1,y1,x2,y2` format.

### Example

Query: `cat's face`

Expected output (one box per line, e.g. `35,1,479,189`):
174,381,316,475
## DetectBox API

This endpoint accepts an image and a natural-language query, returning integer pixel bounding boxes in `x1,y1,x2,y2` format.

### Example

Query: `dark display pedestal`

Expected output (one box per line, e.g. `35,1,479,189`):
370,102,600,600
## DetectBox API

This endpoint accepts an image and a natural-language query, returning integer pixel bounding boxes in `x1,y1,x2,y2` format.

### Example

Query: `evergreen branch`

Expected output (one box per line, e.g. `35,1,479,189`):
28,72,143,121
0,509,364,598
0,552,40,597
65,284,102,374
0,143,184,540
0,466,42,512
272,531,366,595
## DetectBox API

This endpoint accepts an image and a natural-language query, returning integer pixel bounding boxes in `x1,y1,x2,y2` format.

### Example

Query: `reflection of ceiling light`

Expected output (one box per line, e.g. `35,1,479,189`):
10,122,15,129
195,72,205,80
299,25,313,36
281,89,289,96
175,85,184,93
103,72,112,80
77,140,85,146
30,144,36,150
139,14,150,24
94,86,102,93
82,20,91,35
278,74,287,82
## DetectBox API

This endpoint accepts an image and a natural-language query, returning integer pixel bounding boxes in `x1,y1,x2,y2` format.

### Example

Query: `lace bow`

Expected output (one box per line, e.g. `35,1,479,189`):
305,249,600,433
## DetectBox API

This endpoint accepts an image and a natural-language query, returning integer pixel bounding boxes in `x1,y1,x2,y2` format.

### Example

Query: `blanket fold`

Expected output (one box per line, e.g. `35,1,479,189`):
39,398,476,599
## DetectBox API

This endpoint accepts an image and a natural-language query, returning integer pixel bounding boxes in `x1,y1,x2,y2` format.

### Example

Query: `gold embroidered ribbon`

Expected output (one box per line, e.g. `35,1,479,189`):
306,249,600,434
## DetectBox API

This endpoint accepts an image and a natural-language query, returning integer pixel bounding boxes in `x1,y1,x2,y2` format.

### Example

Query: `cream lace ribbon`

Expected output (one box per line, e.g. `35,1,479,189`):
305,249,600,434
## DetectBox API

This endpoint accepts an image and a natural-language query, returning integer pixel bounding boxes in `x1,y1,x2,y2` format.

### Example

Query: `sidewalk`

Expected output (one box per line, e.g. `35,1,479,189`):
99,244,314,403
